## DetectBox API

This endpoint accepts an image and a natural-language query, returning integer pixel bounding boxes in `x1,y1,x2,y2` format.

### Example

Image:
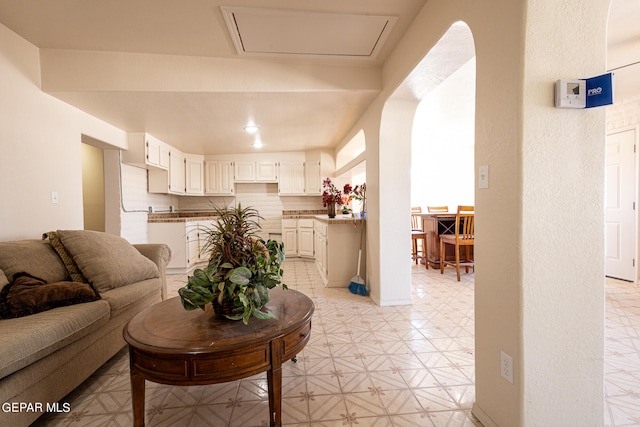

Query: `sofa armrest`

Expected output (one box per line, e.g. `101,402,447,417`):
134,243,172,300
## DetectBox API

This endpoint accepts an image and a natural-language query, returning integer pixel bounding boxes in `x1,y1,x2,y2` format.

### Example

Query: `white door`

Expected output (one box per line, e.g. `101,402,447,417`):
605,128,637,281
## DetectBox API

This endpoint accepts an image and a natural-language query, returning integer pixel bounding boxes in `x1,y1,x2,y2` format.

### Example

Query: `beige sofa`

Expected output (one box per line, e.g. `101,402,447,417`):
0,230,171,427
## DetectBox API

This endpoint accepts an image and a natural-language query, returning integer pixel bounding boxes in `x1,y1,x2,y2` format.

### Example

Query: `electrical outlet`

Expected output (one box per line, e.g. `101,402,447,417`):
501,351,513,383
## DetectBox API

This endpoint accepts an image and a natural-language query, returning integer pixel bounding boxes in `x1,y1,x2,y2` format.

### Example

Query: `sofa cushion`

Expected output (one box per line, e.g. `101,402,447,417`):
57,230,159,293
100,277,162,318
0,273,101,319
43,231,87,283
0,240,68,285
0,299,110,380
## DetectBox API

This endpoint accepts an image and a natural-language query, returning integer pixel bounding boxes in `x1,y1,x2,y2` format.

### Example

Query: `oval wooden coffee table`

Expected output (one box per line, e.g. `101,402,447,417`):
123,287,314,427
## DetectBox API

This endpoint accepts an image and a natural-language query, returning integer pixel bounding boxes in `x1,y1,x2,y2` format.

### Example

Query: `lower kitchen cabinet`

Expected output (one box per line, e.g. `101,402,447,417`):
149,219,214,273
282,218,315,258
297,219,315,257
282,219,298,257
314,218,365,288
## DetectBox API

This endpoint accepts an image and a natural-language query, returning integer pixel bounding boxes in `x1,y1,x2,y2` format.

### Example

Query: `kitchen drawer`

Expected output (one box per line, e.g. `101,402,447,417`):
298,219,314,228
282,219,297,228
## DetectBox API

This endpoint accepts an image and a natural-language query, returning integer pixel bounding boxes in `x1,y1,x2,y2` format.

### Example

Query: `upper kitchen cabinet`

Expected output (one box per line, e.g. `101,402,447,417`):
278,151,332,196
122,132,170,170
148,148,186,195
278,162,305,195
304,161,321,195
205,160,234,195
234,160,278,182
185,154,205,195
305,150,335,196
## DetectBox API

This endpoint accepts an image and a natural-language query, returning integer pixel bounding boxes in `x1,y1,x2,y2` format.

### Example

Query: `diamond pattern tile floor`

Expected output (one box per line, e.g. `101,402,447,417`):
31,258,640,426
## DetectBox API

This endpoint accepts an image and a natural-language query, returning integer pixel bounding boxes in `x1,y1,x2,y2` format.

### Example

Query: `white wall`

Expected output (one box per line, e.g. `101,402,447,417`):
411,58,476,210
0,22,127,241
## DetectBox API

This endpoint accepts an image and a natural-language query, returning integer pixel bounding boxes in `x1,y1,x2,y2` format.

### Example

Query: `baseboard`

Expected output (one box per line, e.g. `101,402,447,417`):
472,402,499,427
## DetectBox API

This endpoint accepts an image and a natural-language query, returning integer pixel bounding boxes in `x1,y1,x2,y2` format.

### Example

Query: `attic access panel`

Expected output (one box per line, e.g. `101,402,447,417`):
221,6,396,60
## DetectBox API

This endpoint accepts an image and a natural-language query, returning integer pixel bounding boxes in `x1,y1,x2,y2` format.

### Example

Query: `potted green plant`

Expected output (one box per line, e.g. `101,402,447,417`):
177,204,287,324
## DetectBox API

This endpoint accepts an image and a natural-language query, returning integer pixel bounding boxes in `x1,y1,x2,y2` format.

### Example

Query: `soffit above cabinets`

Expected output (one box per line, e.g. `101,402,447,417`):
221,6,397,61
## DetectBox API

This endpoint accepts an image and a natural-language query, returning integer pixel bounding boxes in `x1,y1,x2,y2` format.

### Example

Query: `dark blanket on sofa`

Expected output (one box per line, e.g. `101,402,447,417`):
0,272,101,319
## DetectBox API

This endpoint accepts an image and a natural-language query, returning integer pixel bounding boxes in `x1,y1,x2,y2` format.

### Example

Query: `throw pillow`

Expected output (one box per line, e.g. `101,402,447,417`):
43,231,87,283
56,230,159,293
0,272,101,319
0,240,69,284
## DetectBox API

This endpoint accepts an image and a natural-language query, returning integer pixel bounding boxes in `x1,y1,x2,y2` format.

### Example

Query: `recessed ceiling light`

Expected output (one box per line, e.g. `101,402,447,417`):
244,125,260,134
252,137,263,148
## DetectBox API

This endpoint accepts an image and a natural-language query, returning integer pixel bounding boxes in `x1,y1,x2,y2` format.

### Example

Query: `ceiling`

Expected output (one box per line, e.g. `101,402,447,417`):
0,0,637,155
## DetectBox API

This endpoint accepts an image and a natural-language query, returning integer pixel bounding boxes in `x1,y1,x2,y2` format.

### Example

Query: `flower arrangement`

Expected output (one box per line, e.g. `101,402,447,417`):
322,178,367,207
322,178,349,207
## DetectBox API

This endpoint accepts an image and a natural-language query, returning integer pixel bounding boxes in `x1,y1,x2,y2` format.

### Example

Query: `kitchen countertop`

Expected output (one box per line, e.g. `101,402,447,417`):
147,212,219,223
313,215,365,224
282,209,364,224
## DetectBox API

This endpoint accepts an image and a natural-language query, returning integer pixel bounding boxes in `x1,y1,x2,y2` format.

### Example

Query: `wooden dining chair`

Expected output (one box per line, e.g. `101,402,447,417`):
427,206,449,213
411,207,422,230
440,205,474,280
410,208,428,268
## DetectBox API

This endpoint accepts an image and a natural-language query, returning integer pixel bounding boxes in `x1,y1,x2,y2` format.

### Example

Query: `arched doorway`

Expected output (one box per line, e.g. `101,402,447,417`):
371,22,476,306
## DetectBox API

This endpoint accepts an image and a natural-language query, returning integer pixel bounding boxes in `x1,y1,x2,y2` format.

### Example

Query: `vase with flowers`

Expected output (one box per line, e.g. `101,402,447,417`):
322,178,347,218
322,178,367,218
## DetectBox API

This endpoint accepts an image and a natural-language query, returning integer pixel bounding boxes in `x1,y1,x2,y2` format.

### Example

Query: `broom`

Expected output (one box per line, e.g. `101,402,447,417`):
348,220,367,295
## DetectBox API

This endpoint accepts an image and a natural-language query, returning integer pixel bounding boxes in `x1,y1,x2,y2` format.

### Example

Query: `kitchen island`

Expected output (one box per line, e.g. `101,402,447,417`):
313,215,366,288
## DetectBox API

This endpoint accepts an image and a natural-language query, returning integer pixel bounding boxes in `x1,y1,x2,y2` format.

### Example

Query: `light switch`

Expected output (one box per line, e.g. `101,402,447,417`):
478,165,489,189
51,191,58,204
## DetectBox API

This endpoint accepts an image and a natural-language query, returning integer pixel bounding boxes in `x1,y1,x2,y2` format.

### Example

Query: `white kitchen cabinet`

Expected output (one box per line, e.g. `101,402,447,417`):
314,221,328,278
314,219,365,287
148,149,186,194
186,222,201,265
169,150,186,195
149,222,190,272
185,154,204,195
256,161,278,182
234,160,278,182
282,219,298,257
122,132,170,170
234,161,255,182
149,220,214,273
282,218,315,257
205,160,235,195
278,162,305,195
297,219,314,257
304,160,322,195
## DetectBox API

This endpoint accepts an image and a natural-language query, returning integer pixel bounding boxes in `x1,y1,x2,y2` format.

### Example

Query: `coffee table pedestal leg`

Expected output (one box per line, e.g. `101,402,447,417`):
267,340,283,426
131,371,145,427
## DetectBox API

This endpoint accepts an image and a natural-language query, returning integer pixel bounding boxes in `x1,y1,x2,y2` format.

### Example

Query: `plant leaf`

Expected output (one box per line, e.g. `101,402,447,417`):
229,267,251,285
178,288,206,310
252,307,274,320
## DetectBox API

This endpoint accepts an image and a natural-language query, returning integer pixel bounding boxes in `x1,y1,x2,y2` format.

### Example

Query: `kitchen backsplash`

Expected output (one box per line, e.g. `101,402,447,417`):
120,166,324,243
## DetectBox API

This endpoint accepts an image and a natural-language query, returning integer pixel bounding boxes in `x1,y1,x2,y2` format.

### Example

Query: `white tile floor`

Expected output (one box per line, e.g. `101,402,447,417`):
32,258,640,426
